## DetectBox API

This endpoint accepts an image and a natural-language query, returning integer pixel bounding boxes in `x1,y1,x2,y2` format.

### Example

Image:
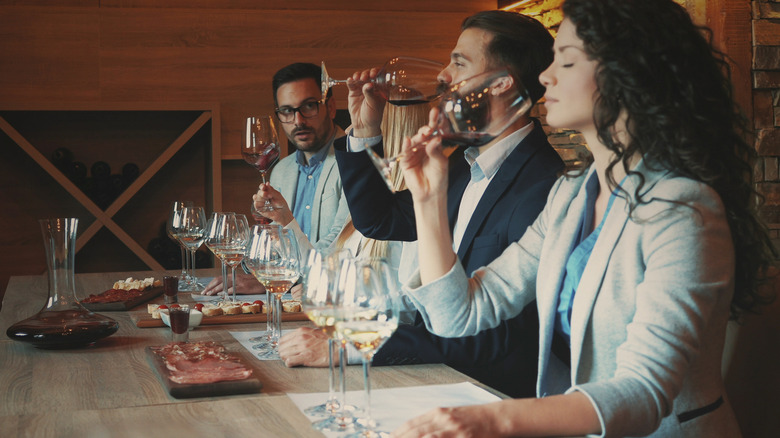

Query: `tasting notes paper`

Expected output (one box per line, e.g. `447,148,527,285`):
287,382,501,436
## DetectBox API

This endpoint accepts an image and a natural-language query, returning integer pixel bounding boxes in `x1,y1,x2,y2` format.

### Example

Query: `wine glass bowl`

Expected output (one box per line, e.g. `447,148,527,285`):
321,56,444,106
367,69,532,192
244,116,281,221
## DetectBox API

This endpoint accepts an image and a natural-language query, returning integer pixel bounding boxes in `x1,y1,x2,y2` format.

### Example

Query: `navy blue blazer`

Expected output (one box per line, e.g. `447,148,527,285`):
334,119,564,397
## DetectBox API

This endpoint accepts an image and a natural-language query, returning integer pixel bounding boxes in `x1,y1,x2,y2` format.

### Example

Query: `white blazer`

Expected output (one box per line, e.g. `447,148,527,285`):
406,161,742,437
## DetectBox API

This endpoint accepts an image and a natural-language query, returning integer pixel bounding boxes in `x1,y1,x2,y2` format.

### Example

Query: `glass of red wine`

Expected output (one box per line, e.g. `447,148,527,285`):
321,56,444,106
367,69,533,192
243,116,281,223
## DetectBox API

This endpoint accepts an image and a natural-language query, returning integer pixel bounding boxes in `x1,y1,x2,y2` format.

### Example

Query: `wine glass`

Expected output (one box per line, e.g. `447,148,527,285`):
208,213,249,303
321,56,444,105
244,223,279,351
172,206,207,292
166,200,194,290
367,69,533,192
244,224,301,360
244,116,280,223
336,257,401,438
301,248,354,419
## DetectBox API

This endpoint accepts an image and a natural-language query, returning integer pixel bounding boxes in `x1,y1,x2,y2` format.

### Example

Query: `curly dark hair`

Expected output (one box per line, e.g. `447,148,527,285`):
562,0,776,318
462,10,553,104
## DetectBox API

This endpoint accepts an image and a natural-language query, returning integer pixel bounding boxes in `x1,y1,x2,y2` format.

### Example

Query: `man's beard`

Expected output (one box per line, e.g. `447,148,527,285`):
288,125,329,153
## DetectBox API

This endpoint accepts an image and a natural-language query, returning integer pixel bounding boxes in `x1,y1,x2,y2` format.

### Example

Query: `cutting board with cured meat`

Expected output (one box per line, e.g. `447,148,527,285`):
146,342,262,398
82,287,164,311
133,311,310,328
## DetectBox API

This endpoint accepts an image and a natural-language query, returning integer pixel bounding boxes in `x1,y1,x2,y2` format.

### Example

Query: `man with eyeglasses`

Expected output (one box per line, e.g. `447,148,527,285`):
254,62,349,249
202,62,349,297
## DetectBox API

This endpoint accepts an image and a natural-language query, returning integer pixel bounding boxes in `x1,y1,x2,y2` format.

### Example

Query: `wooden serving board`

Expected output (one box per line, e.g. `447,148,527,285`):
145,346,262,399
82,287,164,311
133,311,310,328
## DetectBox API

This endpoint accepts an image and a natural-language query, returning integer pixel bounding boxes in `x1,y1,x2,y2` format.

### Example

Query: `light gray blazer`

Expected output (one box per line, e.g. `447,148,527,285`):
269,128,350,250
405,161,742,437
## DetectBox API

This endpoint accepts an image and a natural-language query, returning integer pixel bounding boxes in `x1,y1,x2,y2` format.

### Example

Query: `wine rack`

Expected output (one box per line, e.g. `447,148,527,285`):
0,102,221,273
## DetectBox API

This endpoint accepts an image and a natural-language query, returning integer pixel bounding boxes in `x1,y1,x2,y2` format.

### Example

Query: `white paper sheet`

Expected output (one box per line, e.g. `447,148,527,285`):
230,329,294,361
286,382,501,436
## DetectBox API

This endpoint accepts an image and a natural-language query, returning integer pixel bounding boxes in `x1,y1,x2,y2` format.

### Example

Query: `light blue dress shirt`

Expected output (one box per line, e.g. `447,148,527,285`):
292,145,330,241
555,172,620,346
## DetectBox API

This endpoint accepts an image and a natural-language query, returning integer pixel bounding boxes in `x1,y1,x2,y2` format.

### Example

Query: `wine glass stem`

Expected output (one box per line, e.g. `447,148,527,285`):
189,249,198,284
265,288,272,339
260,171,273,209
272,294,283,346
221,261,229,301
362,357,374,429
338,342,348,416
179,246,187,280
327,338,338,408
231,265,239,302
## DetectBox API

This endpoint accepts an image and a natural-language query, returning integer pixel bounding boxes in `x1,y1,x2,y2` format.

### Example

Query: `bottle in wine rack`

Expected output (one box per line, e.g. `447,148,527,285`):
51,147,74,172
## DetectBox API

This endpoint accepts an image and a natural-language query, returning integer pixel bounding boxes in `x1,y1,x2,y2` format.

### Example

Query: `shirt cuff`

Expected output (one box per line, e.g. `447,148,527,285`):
347,132,382,152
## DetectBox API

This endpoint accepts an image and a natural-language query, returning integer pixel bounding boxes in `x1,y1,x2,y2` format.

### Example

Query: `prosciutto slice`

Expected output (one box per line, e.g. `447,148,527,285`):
151,341,252,384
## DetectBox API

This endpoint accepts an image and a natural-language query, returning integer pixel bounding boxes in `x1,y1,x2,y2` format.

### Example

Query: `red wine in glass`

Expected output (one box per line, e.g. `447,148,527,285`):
367,69,532,192
244,116,281,222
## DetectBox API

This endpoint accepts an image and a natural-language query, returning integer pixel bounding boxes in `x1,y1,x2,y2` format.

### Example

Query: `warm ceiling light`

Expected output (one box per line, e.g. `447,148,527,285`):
500,0,535,11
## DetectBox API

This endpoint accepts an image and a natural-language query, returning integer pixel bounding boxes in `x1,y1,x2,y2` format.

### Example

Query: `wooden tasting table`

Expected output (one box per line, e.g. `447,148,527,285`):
0,270,496,437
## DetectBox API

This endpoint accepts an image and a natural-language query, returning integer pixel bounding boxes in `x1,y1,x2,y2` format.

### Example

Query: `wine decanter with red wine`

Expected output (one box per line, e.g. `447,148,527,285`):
6,218,119,349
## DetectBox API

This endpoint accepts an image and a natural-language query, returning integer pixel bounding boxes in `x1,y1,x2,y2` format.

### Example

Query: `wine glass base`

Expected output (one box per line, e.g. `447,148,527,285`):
312,413,359,433
303,399,340,417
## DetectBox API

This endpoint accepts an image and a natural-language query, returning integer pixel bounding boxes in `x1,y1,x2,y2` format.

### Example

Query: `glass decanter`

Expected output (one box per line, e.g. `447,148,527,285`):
6,218,119,349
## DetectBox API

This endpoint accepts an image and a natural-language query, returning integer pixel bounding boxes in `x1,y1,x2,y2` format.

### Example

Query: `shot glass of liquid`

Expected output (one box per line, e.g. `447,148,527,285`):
163,276,179,304
169,306,191,342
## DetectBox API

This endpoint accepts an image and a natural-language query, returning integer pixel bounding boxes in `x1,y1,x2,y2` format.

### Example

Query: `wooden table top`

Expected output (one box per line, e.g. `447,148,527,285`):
0,270,488,438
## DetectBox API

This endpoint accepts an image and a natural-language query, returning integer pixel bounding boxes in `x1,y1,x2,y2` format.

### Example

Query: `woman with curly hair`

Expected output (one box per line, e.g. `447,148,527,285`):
393,0,775,436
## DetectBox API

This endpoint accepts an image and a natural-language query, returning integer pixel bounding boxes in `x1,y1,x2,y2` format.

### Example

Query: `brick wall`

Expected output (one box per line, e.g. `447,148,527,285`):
753,1,780,240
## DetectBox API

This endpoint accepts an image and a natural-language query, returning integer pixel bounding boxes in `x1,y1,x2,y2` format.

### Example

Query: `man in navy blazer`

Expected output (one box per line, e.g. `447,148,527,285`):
332,11,564,398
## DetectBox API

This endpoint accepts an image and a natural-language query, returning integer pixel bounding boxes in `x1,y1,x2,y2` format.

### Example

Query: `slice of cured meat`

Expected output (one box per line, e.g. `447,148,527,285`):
151,341,252,384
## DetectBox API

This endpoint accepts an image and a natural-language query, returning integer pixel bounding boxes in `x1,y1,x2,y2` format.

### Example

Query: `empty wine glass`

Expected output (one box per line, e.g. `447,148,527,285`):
172,206,207,292
167,200,194,290
367,69,533,192
321,56,444,106
301,248,354,419
244,224,300,360
336,257,401,438
204,212,233,303
244,116,281,223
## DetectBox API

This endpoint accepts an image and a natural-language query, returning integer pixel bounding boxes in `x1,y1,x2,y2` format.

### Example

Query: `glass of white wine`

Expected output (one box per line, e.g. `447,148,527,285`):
244,224,300,360
336,257,401,437
301,248,354,420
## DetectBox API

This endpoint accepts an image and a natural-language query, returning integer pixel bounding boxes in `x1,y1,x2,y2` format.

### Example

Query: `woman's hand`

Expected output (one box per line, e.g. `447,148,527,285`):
346,67,385,138
393,404,504,438
399,108,450,204
254,183,294,226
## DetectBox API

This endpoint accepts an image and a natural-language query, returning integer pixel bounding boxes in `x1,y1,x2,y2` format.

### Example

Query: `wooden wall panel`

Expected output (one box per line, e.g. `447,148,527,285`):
0,8,100,102
97,8,467,157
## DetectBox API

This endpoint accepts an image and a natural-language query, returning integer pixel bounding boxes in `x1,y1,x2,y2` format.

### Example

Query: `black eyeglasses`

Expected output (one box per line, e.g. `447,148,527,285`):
274,99,326,124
